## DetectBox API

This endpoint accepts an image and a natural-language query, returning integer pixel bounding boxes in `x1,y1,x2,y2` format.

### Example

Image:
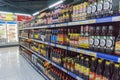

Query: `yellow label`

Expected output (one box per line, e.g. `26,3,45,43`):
81,66,84,74
115,41,120,55
88,19,96,23
84,68,90,76
34,34,39,38
89,52,96,57
75,63,79,71
84,37,90,48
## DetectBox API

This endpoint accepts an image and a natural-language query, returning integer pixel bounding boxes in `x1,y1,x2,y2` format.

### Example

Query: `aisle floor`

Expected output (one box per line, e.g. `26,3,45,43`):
0,47,45,80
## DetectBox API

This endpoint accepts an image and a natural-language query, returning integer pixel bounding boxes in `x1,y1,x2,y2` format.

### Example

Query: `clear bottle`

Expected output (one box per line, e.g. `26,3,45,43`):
106,25,115,54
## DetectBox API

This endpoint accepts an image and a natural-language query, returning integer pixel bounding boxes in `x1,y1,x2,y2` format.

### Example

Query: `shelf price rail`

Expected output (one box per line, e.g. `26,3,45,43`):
19,36,120,63
19,15,120,30
20,44,83,80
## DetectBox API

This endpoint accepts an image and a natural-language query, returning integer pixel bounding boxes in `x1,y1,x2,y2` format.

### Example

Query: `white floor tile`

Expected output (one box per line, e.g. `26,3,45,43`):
0,47,45,80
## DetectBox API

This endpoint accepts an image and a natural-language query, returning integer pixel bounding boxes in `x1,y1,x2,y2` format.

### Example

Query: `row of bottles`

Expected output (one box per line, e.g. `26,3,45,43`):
21,0,120,27
49,47,120,80
45,65,76,80
49,46,120,80
20,40,120,80
20,24,120,55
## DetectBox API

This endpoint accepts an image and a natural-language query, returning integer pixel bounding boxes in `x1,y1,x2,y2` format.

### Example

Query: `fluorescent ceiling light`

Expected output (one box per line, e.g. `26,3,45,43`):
15,13,31,16
49,0,64,8
32,11,39,16
0,11,13,14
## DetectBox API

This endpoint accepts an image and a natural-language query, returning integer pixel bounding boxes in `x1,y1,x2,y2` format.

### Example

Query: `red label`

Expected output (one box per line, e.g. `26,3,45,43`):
89,72,96,80
102,77,108,80
95,74,103,80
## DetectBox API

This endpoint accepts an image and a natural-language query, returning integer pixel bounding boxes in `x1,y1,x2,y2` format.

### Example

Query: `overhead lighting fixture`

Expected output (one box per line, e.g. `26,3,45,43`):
32,11,40,16
0,11,13,14
15,13,31,16
49,0,64,8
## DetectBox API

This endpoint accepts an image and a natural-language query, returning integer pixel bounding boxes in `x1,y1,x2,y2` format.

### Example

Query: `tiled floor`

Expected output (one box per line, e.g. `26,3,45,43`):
0,47,45,80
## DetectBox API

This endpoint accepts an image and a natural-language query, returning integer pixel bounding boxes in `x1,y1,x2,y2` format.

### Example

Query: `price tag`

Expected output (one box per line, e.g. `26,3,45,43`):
76,76,82,80
112,16,120,21
51,43,55,46
51,25,55,27
118,58,120,63
69,22,74,25
75,22,80,25
61,23,67,26
89,52,96,57
56,24,60,27
56,24,58,27
76,49,81,53
80,21,85,24
80,50,86,54
70,47,76,52
61,46,67,49
44,42,48,45
88,19,96,24
56,45,60,47
61,68,67,73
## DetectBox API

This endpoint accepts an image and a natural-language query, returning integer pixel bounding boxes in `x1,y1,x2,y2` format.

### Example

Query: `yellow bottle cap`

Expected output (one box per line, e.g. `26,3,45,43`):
98,59,102,63
106,61,110,65
86,58,89,61
115,64,119,67
92,58,96,61
81,57,84,59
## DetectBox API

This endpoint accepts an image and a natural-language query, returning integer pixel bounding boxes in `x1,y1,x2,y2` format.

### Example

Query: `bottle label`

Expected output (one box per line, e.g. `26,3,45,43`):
84,37,89,48
104,2,110,10
84,68,90,76
80,66,84,74
74,40,79,47
102,77,108,80
106,36,114,48
97,3,103,11
95,37,99,46
89,72,96,80
89,36,94,45
115,41,120,55
100,36,106,47
75,63,79,71
92,6,97,12
87,6,92,13
95,75,102,80
79,36,83,47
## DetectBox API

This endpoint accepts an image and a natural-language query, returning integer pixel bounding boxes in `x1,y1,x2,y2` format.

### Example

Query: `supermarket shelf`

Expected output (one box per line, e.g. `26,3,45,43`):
19,36,28,39
19,15,120,30
20,45,83,80
19,36,120,63
21,53,50,80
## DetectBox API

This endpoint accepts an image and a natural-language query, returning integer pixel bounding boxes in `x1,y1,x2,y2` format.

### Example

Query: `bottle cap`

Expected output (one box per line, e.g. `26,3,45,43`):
106,61,110,65
81,57,84,59
92,57,96,61
115,64,119,67
98,59,102,63
85,58,89,61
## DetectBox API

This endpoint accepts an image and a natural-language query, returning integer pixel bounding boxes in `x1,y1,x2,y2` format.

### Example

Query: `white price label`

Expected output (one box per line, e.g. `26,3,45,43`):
112,16,120,21
62,68,67,73
118,58,120,63
70,47,76,52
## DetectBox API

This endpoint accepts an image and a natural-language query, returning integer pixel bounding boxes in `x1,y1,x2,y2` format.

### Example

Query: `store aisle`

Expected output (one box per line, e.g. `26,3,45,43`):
0,47,45,80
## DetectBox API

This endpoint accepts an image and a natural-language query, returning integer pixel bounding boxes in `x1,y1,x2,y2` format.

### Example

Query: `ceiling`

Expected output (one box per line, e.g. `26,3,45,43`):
0,0,59,15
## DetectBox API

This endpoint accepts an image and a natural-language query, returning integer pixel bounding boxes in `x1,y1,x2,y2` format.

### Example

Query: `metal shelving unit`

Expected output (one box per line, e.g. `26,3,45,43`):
20,44,83,80
19,15,120,30
19,15,120,80
19,36,120,63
